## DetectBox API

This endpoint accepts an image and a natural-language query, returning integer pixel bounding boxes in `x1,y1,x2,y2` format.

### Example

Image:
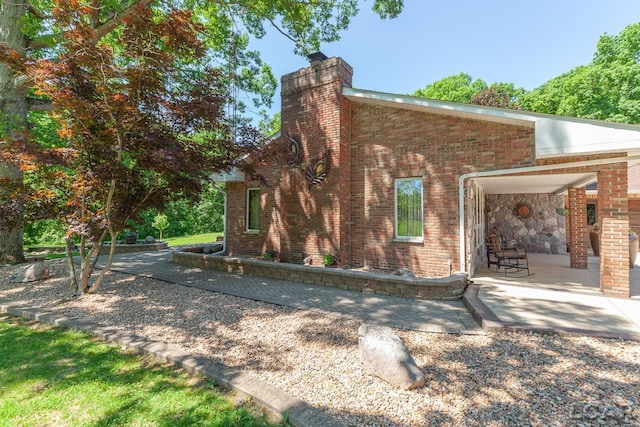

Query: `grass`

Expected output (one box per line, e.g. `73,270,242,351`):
164,232,223,247
25,233,223,260
0,314,281,427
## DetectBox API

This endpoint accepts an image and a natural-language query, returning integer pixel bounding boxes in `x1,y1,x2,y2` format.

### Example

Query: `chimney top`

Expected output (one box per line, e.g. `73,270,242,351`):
307,51,328,65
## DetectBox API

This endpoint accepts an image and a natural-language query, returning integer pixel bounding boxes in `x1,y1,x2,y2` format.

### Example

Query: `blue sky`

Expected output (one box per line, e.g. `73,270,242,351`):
250,0,640,116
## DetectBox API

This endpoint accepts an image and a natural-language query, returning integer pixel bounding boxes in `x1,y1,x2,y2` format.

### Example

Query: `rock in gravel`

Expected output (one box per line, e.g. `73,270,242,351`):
10,261,50,283
358,324,425,390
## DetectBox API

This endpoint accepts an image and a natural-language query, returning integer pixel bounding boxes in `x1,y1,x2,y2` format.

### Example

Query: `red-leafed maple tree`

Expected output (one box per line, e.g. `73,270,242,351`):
0,2,261,294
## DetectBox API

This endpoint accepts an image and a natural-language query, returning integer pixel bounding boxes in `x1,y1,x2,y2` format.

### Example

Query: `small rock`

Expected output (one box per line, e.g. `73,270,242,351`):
358,324,425,390
145,236,155,243
10,261,50,283
393,268,415,278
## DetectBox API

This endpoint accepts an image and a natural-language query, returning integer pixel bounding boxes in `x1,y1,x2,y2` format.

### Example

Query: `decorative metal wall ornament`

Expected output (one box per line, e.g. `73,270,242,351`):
305,149,331,188
513,201,533,220
285,133,302,166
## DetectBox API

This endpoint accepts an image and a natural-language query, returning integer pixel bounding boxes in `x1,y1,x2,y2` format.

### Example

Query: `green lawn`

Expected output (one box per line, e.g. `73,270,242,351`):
0,314,280,427
27,233,223,259
164,232,223,247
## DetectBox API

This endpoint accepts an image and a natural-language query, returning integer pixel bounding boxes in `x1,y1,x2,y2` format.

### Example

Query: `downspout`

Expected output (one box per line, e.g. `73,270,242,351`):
458,154,640,273
211,187,227,256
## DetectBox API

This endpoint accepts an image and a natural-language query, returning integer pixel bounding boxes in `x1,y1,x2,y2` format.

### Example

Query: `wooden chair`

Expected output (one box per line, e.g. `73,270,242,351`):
488,234,530,276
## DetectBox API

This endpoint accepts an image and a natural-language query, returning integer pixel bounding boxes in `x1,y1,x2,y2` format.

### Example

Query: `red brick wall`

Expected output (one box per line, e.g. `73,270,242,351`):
349,104,535,276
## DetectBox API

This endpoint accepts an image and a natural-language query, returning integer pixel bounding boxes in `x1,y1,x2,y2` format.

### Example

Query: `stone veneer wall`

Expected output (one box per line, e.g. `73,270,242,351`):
487,194,567,254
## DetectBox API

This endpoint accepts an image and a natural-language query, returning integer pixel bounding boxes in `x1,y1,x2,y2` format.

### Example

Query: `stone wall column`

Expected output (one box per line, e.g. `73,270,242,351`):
568,187,588,269
598,163,630,298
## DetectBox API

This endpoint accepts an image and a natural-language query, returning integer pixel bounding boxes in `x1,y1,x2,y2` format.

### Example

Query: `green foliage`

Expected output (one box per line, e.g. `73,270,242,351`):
0,315,279,426
520,22,640,124
23,219,66,247
151,213,170,240
412,22,640,125
133,182,225,240
322,253,335,266
471,83,525,109
412,72,488,103
258,111,281,136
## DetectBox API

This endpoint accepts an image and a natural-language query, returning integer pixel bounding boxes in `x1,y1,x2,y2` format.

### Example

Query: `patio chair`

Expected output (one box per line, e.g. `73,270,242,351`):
488,234,530,276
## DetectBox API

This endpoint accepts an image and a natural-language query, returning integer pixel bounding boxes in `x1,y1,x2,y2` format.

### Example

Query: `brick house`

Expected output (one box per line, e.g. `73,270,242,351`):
214,55,640,298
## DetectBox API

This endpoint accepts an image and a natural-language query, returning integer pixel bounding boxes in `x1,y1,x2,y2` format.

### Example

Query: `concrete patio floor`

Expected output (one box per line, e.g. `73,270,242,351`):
469,252,640,338
474,252,640,298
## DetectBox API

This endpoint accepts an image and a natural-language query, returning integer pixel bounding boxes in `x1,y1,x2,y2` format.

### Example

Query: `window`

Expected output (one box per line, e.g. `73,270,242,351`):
395,178,423,240
587,203,597,225
246,188,260,232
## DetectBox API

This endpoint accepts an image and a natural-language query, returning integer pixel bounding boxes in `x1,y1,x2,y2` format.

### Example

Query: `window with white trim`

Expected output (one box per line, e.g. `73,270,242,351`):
395,178,423,240
246,188,260,232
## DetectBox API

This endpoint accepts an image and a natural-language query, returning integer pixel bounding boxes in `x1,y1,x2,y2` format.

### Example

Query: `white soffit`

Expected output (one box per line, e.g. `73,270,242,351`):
535,118,640,158
474,173,597,195
209,168,245,182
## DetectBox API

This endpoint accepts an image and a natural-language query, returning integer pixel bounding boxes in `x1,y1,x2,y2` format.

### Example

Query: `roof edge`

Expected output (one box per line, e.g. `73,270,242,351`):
343,87,640,132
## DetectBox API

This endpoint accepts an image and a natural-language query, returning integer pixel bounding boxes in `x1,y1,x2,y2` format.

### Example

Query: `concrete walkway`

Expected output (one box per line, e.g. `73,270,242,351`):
96,250,483,335
97,249,640,341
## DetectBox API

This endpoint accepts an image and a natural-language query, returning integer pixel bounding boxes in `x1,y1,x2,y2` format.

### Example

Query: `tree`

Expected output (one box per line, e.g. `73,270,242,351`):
471,83,524,109
1,3,265,294
0,0,405,266
520,22,640,124
257,111,281,137
152,214,169,240
412,72,488,103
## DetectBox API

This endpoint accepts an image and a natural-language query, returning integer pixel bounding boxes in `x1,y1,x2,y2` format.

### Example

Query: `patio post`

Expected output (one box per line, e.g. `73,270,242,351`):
598,163,630,298
568,187,588,268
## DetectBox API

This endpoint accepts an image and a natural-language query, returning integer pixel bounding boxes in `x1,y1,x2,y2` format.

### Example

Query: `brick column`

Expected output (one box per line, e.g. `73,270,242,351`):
598,163,630,298
568,187,587,268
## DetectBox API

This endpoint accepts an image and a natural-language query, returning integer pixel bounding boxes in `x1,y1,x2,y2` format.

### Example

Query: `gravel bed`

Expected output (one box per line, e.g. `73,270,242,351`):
1,260,639,426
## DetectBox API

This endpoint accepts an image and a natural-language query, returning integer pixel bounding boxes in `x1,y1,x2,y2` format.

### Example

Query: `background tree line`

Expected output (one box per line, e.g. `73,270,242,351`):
412,21,640,124
23,182,225,247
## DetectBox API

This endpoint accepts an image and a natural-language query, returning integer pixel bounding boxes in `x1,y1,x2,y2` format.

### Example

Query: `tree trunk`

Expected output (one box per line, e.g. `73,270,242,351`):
0,0,28,264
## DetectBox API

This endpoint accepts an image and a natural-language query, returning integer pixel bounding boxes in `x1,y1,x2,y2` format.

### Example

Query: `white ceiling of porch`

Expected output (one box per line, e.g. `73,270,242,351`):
473,173,597,195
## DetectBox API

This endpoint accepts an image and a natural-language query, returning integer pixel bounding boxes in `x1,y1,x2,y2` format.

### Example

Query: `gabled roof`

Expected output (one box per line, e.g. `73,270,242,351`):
343,87,640,159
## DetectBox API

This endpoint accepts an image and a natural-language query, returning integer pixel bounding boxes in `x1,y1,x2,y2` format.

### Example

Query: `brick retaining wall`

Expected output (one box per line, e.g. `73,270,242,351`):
172,251,468,300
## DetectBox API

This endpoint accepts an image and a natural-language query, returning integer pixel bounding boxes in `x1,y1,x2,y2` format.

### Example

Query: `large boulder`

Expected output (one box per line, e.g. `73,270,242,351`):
10,261,50,283
358,324,425,390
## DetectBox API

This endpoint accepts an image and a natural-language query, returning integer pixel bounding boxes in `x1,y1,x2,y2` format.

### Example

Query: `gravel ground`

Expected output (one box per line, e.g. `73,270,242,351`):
1,260,639,426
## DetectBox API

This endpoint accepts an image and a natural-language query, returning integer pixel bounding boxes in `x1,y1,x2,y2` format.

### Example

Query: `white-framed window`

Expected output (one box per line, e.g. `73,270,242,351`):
246,188,260,232
395,177,423,241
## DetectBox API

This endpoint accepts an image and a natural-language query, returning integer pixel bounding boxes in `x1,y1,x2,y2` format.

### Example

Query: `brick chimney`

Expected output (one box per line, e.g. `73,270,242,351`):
276,56,353,264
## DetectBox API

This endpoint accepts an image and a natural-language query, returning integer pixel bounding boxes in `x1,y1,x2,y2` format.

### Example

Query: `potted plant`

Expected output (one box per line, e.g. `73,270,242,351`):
322,253,335,267
630,229,638,268
589,223,600,256
125,229,138,244
263,248,277,261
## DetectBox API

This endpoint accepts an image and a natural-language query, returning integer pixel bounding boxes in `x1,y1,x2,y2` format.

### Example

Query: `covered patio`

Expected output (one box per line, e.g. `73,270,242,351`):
473,252,640,299
463,153,640,299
